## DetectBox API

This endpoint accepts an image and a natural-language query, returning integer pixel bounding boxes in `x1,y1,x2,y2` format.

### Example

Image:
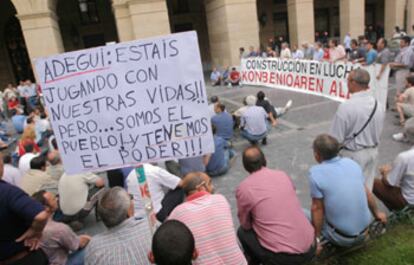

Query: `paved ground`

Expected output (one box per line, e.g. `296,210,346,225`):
81,77,409,235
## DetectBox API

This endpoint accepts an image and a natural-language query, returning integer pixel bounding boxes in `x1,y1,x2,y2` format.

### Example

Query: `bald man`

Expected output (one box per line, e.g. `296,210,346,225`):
236,146,315,265
330,69,385,190
169,172,247,265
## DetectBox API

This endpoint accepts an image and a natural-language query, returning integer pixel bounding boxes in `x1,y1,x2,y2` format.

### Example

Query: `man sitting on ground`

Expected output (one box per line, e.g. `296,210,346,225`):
210,67,222,86
236,146,315,264
229,67,241,87
2,153,22,186
20,155,57,196
208,96,219,118
85,187,152,265
211,103,234,141
374,124,414,211
32,190,91,265
256,91,293,126
46,150,64,182
18,143,38,175
149,220,198,265
169,172,247,265
396,75,414,126
240,95,269,145
309,134,386,248
205,125,235,177
126,163,183,222
58,172,105,229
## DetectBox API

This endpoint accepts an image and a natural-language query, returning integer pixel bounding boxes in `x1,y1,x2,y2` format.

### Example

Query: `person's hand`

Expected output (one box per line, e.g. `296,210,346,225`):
271,120,277,127
379,165,392,177
15,228,43,251
375,211,387,224
389,63,396,68
376,74,381,80
79,235,92,248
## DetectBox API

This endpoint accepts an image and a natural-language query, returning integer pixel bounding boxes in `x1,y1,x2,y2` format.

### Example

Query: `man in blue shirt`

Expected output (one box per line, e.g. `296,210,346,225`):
0,153,50,264
11,109,27,134
205,125,235,177
211,103,234,141
308,134,386,248
364,41,378,65
210,67,222,86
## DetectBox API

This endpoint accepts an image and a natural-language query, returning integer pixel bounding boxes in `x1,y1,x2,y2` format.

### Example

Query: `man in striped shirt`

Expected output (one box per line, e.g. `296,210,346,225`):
169,172,247,265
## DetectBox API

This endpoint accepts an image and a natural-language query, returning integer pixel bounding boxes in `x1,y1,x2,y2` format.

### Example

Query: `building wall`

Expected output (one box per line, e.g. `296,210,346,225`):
0,1,17,87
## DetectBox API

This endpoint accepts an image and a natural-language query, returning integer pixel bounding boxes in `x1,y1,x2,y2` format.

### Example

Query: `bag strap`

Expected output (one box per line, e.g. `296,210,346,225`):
343,99,378,144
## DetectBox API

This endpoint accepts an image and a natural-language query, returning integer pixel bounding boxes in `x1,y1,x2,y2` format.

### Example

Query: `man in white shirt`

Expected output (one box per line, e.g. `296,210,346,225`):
240,95,269,145
2,154,22,186
292,44,304,59
18,144,38,175
280,42,292,59
126,163,183,222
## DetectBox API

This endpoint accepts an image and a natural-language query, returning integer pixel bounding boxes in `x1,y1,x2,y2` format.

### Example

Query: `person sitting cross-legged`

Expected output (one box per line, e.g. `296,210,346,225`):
148,220,198,265
85,187,152,265
228,67,241,87
210,67,222,86
169,172,247,265
373,124,414,211
308,134,387,249
236,146,316,265
395,75,414,126
32,190,91,265
240,95,269,145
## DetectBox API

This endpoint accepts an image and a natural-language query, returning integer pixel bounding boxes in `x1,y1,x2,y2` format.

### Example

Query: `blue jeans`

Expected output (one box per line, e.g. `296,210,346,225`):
67,248,85,265
303,209,366,247
207,148,235,177
241,130,267,143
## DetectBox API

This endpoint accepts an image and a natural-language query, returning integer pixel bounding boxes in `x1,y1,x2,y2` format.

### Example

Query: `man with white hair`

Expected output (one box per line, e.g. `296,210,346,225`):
240,95,269,145
85,187,152,265
280,42,292,59
374,123,414,211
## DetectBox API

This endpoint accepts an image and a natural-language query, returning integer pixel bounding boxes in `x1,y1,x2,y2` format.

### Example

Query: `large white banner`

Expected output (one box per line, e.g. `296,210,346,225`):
240,58,390,107
34,31,214,175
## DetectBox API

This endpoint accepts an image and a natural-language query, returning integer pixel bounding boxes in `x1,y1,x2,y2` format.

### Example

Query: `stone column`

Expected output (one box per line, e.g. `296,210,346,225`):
406,0,414,35
112,0,134,42
128,0,170,39
384,0,406,38
287,0,315,46
339,0,365,40
205,0,259,67
12,0,63,60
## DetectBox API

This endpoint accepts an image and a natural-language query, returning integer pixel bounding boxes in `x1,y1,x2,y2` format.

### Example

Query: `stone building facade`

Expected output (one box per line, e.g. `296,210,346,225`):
0,0,413,86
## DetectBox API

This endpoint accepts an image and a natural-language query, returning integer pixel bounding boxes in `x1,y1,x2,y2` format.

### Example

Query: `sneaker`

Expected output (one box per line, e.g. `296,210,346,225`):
261,137,267,145
284,100,293,110
392,132,406,142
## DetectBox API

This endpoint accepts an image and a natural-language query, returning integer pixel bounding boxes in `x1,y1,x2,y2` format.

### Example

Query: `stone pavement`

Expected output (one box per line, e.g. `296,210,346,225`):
82,79,409,235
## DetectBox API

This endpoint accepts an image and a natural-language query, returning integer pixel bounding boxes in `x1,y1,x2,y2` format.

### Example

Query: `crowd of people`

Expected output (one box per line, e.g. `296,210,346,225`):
1,33,414,265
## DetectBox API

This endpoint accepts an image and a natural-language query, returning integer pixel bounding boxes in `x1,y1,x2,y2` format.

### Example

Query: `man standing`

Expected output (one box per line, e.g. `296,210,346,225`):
169,172,247,265
240,95,269,145
343,32,352,54
280,42,292,59
364,41,378,65
348,39,366,63
330,68,384,190
236,146,315,264
328,39,346,62
0,152,50,265
376,38,393,80
85,187,152,265
309,135,386,248
373,124,414,211
389,36,414,94
313,42,324,61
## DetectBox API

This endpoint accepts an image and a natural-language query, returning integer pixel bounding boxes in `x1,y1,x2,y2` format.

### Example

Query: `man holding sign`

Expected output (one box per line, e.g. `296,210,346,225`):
330,68,385,190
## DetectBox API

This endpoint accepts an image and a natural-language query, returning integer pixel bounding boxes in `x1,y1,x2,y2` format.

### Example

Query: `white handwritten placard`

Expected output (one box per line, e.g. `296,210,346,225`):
34,31,214,174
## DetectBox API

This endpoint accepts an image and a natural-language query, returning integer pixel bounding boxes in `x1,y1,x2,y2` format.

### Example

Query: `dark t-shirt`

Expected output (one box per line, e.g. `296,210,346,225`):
0,180,44,260
256,99,276,119
349,47,366,61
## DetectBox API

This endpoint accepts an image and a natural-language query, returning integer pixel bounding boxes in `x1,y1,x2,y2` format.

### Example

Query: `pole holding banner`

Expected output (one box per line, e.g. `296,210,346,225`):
135,165,157,234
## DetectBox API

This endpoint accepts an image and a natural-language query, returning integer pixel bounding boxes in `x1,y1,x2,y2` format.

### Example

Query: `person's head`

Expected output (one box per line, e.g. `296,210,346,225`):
21,126,36,141
324,31,329,36
181,172,214,196
239,47,245,53
256,91,265,101
23,143,34,154
212,67,217,72
3,153,12,165
365,41,374,50
26,117,34,125
377,38,387,50
400,36,411,48
315,42,322,49
245,95,257,106
40,112,47,120
149,220,197,265
10,109,17,116
47,150,61,165
302,42,309,49
282,42,288,49
30,155,46,171
351,39,358,49
242,146,266,173
395,26,401,33
347,68,370,93
292,44,297,51
312,134,340,163
98,187,134,228
214,103,225,113
232,67,236,71
51,138,58,150
406,75,414,88
328,39,337,48
32,190,58,213
25,79,32,85
210,96,219,104
249,46,254,52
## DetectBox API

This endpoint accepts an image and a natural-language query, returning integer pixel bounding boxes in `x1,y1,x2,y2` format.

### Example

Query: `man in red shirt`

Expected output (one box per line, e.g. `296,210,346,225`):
236,146,315,264
229,67,241,87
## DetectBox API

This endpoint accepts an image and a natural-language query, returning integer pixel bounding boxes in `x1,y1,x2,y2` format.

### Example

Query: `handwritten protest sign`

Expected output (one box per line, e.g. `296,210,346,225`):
34,31,214,175
240,58,390,108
